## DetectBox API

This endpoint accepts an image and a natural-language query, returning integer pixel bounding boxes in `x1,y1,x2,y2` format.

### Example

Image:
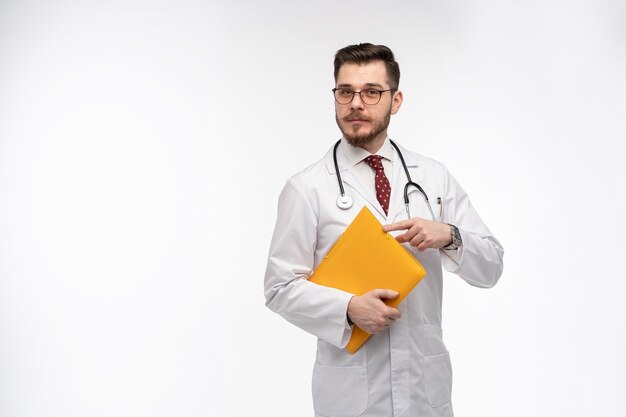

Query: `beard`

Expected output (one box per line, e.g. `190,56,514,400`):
336,110,392,148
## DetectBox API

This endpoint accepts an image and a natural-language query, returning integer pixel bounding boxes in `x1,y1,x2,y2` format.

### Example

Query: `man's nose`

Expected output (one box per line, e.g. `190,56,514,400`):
350,92,365,110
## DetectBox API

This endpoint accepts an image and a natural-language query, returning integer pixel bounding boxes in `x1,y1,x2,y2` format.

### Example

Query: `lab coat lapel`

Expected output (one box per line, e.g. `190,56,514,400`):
342,170,388,219
324,144,388,219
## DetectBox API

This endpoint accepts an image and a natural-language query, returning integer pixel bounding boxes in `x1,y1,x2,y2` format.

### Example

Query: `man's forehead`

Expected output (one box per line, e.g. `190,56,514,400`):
336,61,388,87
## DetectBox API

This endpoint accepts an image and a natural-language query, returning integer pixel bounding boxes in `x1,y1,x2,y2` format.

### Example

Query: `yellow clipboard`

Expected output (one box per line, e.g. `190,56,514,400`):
309,206,427,353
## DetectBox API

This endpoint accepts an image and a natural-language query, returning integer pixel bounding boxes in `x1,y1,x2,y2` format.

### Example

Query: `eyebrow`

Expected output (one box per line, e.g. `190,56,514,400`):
337,82,386,89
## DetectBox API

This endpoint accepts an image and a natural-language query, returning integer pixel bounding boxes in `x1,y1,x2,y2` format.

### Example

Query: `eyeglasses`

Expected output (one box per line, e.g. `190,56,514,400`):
332,88,394,105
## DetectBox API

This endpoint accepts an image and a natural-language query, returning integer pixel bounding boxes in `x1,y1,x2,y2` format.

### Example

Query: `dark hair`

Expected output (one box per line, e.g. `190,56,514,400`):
333,43,400,90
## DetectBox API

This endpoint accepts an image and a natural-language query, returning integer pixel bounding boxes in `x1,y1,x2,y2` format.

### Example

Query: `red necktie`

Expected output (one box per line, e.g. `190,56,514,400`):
364,155,391,215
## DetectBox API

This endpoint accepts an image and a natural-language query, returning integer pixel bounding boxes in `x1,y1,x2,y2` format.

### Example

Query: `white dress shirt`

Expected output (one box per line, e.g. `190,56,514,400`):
339,137,394,208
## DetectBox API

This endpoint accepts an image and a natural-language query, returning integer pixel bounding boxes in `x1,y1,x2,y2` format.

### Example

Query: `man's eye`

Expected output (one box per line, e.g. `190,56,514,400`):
338,89,353,96
364,89,380,97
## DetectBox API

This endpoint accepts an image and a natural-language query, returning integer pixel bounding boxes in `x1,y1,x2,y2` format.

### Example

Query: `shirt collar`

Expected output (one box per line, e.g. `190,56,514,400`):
340,137,395,167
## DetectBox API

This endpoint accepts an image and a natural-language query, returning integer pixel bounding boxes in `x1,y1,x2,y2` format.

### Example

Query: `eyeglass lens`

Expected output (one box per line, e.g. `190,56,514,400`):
334,89,383,105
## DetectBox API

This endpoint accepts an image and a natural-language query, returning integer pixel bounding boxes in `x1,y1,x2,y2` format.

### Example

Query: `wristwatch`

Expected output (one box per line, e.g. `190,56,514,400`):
443,224,462,250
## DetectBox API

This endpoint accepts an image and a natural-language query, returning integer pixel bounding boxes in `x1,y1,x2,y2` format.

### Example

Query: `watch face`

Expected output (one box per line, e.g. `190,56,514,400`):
441,224,457,250
446,224,462,250
452,226,462,244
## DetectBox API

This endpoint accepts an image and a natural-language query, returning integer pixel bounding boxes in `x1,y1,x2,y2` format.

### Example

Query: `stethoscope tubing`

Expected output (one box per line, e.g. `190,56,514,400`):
333,139,435,221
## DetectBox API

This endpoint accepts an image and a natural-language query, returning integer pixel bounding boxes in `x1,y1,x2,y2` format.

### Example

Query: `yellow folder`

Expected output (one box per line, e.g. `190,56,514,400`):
309,206,427,353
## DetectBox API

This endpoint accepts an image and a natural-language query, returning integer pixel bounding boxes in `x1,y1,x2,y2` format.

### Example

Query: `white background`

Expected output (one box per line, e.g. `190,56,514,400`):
1,1,625,416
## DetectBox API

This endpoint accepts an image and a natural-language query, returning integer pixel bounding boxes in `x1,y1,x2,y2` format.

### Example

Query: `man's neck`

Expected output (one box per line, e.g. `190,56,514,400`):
360,134,387,154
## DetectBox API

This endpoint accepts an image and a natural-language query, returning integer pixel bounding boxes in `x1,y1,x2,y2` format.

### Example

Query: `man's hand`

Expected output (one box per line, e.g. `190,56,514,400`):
383,217,452,251
347,289,401,334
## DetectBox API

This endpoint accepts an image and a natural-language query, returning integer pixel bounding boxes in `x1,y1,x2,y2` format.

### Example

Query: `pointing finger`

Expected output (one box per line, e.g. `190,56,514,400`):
382,219,413,232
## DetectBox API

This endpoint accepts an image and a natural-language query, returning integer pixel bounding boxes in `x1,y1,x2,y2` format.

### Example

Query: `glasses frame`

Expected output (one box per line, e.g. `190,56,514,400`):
332,88,395,105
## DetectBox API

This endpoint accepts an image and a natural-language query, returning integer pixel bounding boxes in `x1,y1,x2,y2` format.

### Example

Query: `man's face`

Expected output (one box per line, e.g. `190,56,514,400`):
334,60,403,148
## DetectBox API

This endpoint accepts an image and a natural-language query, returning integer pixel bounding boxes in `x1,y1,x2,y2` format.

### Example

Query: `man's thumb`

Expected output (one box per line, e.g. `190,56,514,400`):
373,289,399,300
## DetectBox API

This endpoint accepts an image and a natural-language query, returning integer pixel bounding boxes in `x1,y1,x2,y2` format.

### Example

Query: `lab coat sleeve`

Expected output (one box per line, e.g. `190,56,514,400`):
440,169,504,288
264,178,354,348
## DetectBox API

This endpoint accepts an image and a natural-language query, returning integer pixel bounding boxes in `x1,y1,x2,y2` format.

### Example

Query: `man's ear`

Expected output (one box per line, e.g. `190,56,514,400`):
391,90,403,115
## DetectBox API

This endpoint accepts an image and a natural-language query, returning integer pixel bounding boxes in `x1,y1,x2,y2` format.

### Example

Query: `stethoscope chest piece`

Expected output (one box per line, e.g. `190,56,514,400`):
336,194,353,210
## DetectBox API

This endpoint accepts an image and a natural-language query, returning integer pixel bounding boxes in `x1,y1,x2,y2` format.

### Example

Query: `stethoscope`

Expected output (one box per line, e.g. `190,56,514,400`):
333,139,436,221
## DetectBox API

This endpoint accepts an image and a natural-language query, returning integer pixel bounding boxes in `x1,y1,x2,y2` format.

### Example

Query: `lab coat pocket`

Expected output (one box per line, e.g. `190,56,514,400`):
312,364,368,417
424,352,453,408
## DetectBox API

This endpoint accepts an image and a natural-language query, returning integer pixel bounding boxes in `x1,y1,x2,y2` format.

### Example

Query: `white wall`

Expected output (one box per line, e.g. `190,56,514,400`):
1,1,625,416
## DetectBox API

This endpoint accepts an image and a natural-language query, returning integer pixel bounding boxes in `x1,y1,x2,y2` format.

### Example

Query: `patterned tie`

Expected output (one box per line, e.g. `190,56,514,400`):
364,155,391,215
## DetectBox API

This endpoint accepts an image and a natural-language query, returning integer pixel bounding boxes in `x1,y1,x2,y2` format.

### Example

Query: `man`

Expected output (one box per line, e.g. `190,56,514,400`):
264,43,504,417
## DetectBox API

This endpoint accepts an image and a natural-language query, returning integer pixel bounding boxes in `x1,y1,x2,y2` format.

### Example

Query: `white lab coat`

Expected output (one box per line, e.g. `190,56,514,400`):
264,139,504,417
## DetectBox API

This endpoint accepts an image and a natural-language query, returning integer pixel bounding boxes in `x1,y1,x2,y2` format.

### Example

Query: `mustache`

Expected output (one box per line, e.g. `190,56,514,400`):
344,112,371,122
